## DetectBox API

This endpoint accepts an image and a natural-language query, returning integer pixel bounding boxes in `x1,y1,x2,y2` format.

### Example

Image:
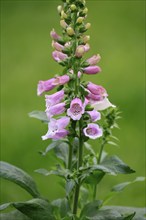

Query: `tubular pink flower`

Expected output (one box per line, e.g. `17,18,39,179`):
87,93,104,101
45,90,64,108
83,66,101,74
53,75,70,85
50,29,61,41
83,123,103,139
86,110,101,122
52,51,68,62
86,54,101,65
91,97,116,111
37,78,55,96
52,41,64,51
46,102,66,119
67,98,85,120
42,117,70,140
87,82,107,96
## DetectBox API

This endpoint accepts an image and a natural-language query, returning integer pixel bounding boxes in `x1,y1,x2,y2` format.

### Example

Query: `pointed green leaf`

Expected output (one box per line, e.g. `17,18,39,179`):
0,161,40,198
112,176,146,192
80,200,102,218
13,198,55,220
103,206,146,220
29,110,48,122
51,198,71,218
0,210,31,220
43,140,62,155
54,142,69,166
65,179,75,196
92,156,135,175
0,203,12,211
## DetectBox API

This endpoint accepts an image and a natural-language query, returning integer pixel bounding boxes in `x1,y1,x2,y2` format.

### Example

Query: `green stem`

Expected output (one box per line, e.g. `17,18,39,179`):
73,119,83,215
68,142,73,170
98,140,106,164
93,184,97,201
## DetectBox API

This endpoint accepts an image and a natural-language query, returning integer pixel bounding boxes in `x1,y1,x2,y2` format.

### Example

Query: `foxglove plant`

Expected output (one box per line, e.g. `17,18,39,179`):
0,1,145,220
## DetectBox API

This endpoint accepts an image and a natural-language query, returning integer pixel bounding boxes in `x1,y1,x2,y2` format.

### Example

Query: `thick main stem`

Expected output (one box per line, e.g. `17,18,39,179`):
73,120,83,215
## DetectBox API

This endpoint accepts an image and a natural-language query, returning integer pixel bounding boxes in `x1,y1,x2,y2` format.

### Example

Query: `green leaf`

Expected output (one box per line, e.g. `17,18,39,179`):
0,203,12,211
42,140,62,156
84,171,105,185
80,200,102,218
112,176,146,192
51,198,71,218
83,209,122,220
65,179,75,196
13,198,55,220
36,165,70,179
0,210,31,220
54,142,69,166
103,206,146,220
94,155,135,175
29,110,48,122
0,161,40,198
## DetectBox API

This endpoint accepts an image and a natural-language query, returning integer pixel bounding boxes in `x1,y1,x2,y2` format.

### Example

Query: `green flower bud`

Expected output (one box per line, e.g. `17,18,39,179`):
85,22,91,29
57,5,62,14
70,4,76,11
66,27,75,36
61,10,67,19
76,17,84,24
60,20,68,29
83,35,90,43
83,7,88,14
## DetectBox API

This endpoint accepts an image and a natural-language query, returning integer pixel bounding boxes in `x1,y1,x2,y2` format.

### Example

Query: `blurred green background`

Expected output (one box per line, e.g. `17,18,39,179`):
0,0,145,207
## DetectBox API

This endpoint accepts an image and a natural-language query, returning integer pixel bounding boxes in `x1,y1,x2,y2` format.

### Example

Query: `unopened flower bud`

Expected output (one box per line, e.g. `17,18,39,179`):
61,10,67,19
50,29,61,41
57,5,62,14
70,4,76,11
76,17,84,24
83,35,90,43
66,27,75,36
52,41,64,51
83,7,88,14
85,23,91,29
75,45,85,58
60,20,68,29
86,54,101,65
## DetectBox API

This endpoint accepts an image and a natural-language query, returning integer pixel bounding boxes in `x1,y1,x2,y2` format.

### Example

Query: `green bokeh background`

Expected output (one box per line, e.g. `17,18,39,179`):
0,0,145,207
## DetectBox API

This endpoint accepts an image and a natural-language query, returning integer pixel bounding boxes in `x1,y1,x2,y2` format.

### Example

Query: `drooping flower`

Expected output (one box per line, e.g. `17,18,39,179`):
52,41,64,51
52,51,68,62
42,116,70,140
53,75,70,85
86,110,101,122
45,90,64,108
46,102,66,119
91,97,116,111
83,66,101,74
87,82,107,96
50,29,61,41
86,54,101,65
37,78,55,96
87,93,104,102
83,123,103,139
67,98,85,120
